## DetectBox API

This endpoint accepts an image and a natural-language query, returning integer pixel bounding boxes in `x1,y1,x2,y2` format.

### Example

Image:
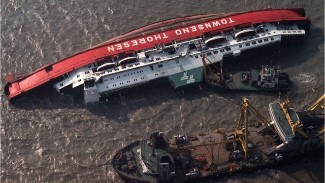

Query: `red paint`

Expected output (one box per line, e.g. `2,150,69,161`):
4,8,310,100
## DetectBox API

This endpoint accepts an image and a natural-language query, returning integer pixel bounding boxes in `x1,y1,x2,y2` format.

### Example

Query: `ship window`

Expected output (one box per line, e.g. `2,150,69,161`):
264,38,268,42
128,65,133,68
239,45,242,48
149,59,153,62
256,35,260,38
158,64,163,68
85,71,90,74
220,49,224,52
207,52,212,56
252,41,256,45
135,63,140,66
271,37,274,40
88,64,92,68
114,68,119,71
195,55,198,59
156,57,161,61
258,40,262,43
60,83,63,86
77,74,80,78
78,79,81,82
225,47,231,51
213,51,218,54
245,43,250,46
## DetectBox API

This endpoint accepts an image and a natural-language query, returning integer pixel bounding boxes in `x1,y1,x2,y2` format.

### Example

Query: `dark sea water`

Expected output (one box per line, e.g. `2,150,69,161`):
1,0,324,182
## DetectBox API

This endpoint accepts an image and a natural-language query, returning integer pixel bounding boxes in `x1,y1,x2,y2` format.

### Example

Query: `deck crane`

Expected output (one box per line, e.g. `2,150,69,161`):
173,97,272,160
235,98,272,159
307,94,325,113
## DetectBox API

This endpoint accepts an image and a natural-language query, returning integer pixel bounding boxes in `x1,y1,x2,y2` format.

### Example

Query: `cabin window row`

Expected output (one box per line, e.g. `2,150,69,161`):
282,30,302,34
110,77,146,88
109,70,144,80
238,37,274,48
193,47,231,59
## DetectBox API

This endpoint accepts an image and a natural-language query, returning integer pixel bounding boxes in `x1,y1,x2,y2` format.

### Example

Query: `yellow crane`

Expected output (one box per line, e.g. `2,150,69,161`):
235,98,271,159
172,97,271,160
307,94,325,113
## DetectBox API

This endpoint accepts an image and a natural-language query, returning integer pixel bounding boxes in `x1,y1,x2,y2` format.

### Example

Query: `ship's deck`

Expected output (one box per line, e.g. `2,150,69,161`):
171,125,279,178
223,70,262,91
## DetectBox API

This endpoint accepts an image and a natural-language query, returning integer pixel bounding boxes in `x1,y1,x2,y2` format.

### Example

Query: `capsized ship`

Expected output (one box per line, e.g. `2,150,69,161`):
4,8,310,103
112,95,324,183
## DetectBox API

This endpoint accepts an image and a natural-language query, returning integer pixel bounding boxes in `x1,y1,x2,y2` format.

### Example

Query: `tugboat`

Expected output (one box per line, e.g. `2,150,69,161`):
112,95,324,183
4,8,310,103
203,56,291,91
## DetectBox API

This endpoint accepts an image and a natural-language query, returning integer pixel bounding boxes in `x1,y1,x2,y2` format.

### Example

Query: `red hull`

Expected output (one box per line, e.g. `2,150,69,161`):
4,8,310,101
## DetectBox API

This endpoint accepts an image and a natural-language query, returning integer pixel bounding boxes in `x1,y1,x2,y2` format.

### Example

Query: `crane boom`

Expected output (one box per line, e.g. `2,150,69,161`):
307,94,325,113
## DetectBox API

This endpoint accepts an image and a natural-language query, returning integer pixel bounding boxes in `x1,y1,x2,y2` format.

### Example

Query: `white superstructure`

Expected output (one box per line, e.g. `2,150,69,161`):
53,23,305,103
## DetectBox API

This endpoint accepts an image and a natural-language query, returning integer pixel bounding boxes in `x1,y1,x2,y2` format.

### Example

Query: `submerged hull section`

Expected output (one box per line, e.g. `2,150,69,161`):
4,8,310,103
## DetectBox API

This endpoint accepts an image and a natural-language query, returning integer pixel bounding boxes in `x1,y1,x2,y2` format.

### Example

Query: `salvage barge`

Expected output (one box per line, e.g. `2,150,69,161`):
4,8,310,103
112,95,324,183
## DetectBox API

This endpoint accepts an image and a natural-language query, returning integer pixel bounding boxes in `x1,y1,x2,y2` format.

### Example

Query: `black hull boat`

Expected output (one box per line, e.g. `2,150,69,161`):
112,95,324,183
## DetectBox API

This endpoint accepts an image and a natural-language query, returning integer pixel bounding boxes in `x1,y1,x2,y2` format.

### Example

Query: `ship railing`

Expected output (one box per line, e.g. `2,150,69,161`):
235,29,256,40
91,54,182,80
89,27,304,81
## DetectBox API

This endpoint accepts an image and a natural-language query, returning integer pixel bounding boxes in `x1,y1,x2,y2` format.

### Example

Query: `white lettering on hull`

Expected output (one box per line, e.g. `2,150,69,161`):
106,17,235,52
